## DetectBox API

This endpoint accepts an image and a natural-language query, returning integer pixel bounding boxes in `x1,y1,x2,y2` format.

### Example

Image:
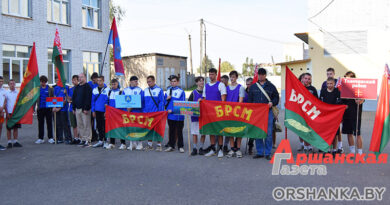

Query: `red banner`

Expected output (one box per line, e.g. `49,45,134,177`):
285,67,347,151
199,100,269,139
105,106,167,141
340,78,378,99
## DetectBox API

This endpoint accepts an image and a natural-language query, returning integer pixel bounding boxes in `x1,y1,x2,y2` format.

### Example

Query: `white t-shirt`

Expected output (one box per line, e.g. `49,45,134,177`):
5,89,18,113
0,87,6,107
202,81,227,98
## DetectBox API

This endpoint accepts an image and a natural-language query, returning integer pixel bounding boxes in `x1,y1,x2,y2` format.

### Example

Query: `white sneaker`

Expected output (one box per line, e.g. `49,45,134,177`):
205,150,216,157
35,139,44,144
136,143,143,151
236,150,243,158
106,144,115,150
218,149,224,158
227,150,235,158
92,141,103,148
48,138,55,144
155,146,163,152
165,147,174,152
119,144,127,150
127,142,137,150
179,148,185,153
103,142,109,149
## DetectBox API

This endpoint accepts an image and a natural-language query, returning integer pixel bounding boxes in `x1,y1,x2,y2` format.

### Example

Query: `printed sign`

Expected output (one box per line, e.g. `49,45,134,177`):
115,95,141,108
173,101,199,116
340,78,378,100
46,97,64,108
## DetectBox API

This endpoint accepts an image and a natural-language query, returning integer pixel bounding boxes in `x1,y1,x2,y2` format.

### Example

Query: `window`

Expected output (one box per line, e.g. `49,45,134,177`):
48,49,71,85
2,44,30,84
83,51,101,81
47,0,69,24
2,0,31,17
82,0,100,29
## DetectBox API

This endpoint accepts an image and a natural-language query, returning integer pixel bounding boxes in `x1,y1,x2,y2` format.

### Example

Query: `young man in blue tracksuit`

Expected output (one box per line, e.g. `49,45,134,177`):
106,78,127,150
91,76,108,148
164,75,186,153
143,75,165,151
123,76,145,150
53,76,71,144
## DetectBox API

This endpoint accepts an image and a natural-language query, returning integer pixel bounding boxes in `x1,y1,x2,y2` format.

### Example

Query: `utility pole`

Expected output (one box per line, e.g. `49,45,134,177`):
188,34,193,74
200,19,204,76
204,23,207,78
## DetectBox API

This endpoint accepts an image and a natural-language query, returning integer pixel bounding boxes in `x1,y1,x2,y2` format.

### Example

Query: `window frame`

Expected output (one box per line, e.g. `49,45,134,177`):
82,0,101,30
82,51,101,82
2,0,32,18
2,44,31,85
47,0,70,25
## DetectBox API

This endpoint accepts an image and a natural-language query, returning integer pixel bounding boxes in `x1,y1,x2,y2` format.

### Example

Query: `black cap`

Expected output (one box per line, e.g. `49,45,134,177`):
168,75,178,81
130,76,138,81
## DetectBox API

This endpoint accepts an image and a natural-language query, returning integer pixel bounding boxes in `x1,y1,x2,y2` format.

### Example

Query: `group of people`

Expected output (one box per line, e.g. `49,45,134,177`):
0,67,365,159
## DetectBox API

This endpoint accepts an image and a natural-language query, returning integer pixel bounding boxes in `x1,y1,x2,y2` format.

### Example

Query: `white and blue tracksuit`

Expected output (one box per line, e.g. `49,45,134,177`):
165,86,185,121
123,86,144,113
91,86,109,113
144,85,165,113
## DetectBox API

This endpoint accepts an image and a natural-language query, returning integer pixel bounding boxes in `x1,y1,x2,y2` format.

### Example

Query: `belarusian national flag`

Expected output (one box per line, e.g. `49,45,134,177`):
369,64,390,154
251,64,258,84
199,100,269,139
52,27,66,87
105,106,167,141
7,43,40,128
284,66,346,152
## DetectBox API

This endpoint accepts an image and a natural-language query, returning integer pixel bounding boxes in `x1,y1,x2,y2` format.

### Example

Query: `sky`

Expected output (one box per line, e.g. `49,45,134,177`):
114,0,308,73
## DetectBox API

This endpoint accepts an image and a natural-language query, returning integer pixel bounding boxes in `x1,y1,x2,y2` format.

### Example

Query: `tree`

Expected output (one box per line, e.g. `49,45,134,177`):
110,1,126,25
197,55,214,74
242,57,255,77
220,61,235,73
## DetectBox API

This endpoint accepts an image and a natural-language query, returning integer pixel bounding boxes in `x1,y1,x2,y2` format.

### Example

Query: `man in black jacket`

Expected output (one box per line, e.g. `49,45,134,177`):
249,68,279,160
72,73,92,147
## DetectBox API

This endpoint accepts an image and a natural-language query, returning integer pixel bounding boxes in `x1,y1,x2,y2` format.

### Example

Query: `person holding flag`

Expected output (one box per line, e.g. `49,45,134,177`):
0,77,7,150
8,43,40,146
249,68,279,160
123,76,145,151
143,76,165,151
226,71,246,158
203,68,227,158
53,76,71,144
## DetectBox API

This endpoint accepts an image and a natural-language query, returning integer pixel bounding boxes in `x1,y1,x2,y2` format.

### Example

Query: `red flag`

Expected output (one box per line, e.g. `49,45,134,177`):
251,64,258,84
284,66,346,151
217,58,221,81
108,17,124,76
52,27,66,87
369,64,390,154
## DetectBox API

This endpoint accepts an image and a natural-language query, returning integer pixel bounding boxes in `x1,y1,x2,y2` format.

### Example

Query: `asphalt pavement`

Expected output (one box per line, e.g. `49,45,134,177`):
0,111,389,205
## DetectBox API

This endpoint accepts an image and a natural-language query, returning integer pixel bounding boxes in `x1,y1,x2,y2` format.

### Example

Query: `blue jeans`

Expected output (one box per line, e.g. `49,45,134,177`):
255,111,274,156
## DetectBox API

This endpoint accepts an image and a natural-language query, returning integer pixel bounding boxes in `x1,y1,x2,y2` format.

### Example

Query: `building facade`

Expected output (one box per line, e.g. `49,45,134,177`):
0,0,110,86
121,53,188,90
278,0,390,110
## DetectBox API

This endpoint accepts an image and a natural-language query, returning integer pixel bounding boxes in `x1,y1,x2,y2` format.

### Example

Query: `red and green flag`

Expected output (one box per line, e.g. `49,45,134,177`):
105,106,168,141
199,100,269,139
52,27,66,87
369,64,390,154
7,43,40,128
284,66,346,152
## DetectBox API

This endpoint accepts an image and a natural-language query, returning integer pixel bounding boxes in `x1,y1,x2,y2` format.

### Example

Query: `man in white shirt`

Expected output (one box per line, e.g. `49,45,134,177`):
0,76,6,150
4,79,22,148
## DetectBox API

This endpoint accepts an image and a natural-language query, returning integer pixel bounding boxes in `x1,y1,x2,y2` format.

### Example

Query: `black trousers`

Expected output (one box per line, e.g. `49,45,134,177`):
38,108,53,140
95,111,106,141
168,119,184,149
110,138,125,144
55,111,71,141
91,115,98,142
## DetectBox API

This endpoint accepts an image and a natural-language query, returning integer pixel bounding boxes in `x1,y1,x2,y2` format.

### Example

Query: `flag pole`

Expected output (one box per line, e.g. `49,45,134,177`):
187,116,191,156
99,42,109,76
